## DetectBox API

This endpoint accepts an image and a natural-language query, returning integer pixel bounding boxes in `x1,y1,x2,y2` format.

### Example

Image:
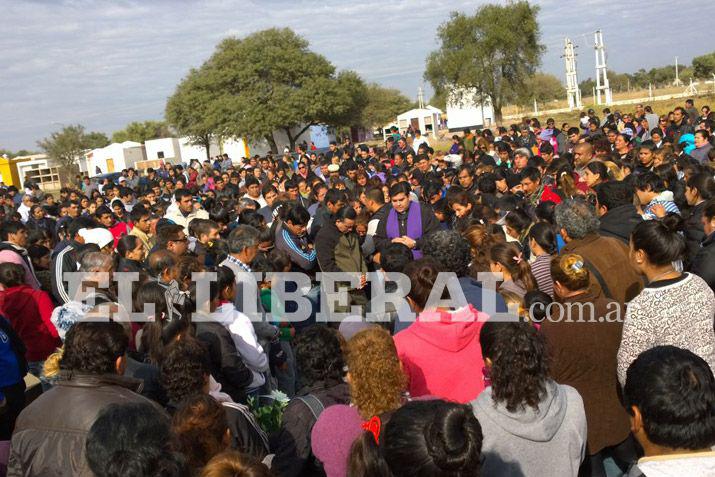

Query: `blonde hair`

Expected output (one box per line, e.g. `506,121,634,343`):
201,451,272,477
602,161,624,181
550,253,590,291
43,347,64,379
499,290,527,319
346,327,407,419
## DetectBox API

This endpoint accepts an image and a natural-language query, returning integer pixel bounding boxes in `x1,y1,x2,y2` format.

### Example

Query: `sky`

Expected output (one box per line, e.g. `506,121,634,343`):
1,0,714,151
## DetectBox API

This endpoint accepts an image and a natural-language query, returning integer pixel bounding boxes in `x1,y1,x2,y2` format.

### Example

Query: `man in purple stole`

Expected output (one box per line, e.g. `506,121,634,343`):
374,182,441,259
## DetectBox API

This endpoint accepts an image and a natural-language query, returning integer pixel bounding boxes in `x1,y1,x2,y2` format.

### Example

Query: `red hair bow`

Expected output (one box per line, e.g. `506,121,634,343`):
361,416,381,444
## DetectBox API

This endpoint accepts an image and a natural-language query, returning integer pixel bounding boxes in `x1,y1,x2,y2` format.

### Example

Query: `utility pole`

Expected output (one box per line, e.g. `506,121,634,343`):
594,30,612,105
562,37,582,110
673,56,683,87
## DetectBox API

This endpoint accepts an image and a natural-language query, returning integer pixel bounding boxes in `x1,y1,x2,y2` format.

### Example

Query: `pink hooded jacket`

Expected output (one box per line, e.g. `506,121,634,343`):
393,305,488,403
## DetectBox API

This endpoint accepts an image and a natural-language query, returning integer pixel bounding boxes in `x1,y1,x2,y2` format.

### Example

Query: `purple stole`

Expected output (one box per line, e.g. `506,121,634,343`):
386,202,423,259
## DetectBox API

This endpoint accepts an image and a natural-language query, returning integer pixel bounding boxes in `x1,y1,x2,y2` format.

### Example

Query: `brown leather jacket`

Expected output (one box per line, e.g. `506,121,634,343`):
541,290,631,454
8,372,163,477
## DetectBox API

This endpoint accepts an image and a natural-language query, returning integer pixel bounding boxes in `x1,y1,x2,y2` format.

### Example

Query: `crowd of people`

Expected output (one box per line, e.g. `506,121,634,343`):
0,98,714,477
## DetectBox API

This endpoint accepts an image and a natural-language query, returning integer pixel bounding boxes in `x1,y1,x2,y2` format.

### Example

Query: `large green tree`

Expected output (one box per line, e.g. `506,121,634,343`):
37,124,108,183
112,120,171,143
360,83,414,129
166,28,366,153
425,1,543,123
165,67,221,159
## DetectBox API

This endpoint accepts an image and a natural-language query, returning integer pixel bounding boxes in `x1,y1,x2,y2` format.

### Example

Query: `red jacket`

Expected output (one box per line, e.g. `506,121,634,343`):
393,305,487,403
0,285,59,361
540,185,563,205
109,221,131,248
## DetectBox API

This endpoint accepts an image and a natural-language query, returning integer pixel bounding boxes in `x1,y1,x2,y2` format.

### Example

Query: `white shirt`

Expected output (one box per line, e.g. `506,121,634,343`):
242,193,267,208
212,302,269,389
413,136,430,152
17,203,31,223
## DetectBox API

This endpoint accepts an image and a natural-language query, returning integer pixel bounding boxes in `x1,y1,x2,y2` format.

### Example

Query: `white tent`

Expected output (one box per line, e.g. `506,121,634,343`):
396,106,443,138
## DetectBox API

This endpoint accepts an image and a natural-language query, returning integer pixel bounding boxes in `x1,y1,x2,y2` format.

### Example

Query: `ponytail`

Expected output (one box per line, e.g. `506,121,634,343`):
348,432,391,477
490,242,538,292
558,171,578,199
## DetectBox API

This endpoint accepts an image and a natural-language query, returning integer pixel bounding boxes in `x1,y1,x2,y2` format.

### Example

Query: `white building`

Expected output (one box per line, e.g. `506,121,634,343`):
13,154,62,191
83,141,146,174
396,106,443,138
145,138,183,164
446,88,495,131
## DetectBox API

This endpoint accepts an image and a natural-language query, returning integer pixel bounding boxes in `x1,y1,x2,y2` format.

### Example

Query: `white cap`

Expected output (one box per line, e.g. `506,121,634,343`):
78,228,114,249
327,164,340,173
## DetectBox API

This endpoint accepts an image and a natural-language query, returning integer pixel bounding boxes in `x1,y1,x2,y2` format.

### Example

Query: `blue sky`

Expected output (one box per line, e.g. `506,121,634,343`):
1,0,713,150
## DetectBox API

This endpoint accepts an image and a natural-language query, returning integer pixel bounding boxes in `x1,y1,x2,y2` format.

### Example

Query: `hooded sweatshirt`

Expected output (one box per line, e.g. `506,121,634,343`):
472,379,587,477
393,305,487,403
0,285,59,361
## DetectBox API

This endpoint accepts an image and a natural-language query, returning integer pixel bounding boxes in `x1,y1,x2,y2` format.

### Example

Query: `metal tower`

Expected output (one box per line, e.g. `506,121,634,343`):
594,30,612,105
562,38,582,110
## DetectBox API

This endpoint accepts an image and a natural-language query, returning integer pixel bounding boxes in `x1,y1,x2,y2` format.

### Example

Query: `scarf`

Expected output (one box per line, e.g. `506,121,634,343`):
386,203,423,259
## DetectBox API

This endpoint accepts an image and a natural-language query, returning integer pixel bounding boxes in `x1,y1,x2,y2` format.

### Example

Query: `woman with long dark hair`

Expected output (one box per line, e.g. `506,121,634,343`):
348,400,483,477
116,234,146,274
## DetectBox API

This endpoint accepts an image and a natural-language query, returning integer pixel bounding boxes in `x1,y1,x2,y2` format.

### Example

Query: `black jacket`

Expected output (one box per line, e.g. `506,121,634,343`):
684,201,706,267
50,240,82,305
270,380,350,477
374,201,441,255
195,319,253,403
117,257,145,274
598,204,643,244
691,232,715,292
315,222,366,274
165,398,269,460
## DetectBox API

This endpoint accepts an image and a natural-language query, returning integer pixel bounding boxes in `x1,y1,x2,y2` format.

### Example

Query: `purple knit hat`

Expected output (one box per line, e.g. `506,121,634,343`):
311,404,364,477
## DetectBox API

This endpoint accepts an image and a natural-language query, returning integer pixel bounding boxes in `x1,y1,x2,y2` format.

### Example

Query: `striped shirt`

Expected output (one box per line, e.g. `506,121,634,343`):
642,193,681,220
531,254,555,298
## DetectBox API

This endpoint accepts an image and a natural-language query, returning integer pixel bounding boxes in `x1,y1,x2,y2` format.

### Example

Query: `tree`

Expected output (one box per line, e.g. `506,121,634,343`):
0,148,36,159
166,28,367,153
429,88,448,111
425,1,543,123
84,132,110,149
166,67,219,159
112,121,171,143
37,124,107,184
692,52,715,79
360,83,414,129
519,73,565,105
